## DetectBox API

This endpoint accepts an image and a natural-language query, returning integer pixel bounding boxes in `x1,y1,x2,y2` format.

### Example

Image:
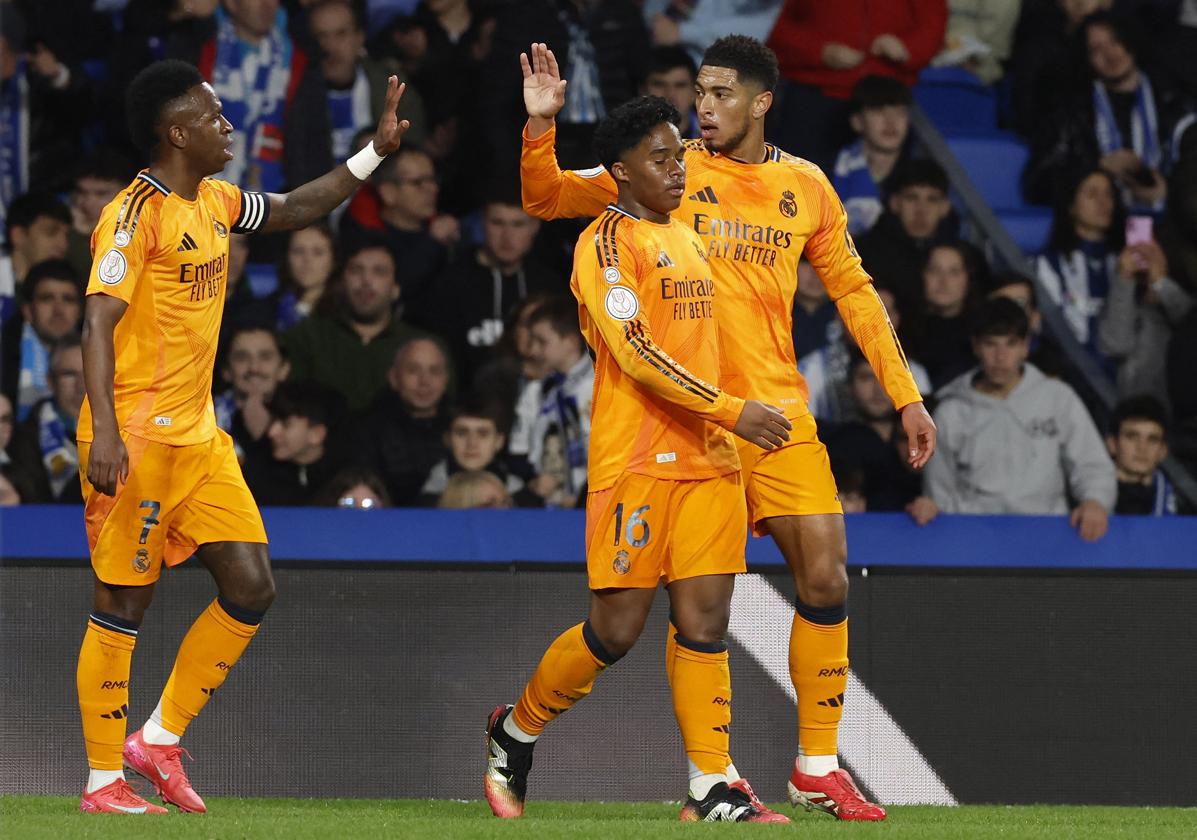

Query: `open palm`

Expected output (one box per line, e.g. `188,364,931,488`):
371,76,410,156
520,42,567,119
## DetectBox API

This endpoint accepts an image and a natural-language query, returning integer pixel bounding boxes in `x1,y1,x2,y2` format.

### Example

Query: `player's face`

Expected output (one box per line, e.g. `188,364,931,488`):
268,415,322,462
17,215,70,264
1109,419,1167,477
855,105,908,154
849,364,892,422
694,65,765,153
49,345,85,417
483,204,539,269
923,247,969,315
644,66,696,127
973,333,1029,387
391,339,450,413
288,227,334,292
448,417,504,471
1071,172,1114,234
72,177,123,231
343,247,399,322
180,84,235,175
226,330,289,398
891,185,950,240
24,278,81,342
619,122,686,217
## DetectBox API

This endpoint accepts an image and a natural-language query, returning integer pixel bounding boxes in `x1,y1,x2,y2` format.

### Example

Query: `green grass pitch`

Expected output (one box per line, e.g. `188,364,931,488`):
3,797,1196,839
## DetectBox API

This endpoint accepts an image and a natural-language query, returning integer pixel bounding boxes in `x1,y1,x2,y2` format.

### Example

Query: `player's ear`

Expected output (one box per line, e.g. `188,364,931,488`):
167,122,188,151
751,89,772,120
610,160,630,186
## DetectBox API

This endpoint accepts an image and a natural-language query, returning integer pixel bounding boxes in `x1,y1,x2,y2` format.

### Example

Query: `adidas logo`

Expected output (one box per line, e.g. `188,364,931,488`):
711,724,730,733
656,250,674,268
176,232,198,252
100,703,130,720
817,692,846,708
687,186,719,204
200,687,217,697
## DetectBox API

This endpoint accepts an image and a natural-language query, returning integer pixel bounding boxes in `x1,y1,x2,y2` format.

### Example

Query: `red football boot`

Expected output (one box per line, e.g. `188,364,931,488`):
123,729,207,813
80,778,168,814
788,763,887,821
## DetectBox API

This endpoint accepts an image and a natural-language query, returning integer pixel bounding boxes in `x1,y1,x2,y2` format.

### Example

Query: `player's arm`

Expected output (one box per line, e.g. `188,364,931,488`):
258,77,411,234
575,245,790,449
81,294,129,496
519,43,617,220
804,169,937,467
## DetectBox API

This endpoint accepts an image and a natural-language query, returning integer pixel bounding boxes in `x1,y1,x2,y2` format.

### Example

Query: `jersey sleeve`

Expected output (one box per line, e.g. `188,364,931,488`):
87,195,155,303
573,226,744,430
206,178,271,234
521,120,617,220
804,167,924,409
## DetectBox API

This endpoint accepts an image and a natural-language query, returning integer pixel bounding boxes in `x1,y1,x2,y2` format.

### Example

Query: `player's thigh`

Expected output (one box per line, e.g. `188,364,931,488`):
586,586,658,656
663,472,747,584
742,412,842,537
167,430,267,570
760,513,848,589
80,435,204,586
666,573,736,642
585,473,671,591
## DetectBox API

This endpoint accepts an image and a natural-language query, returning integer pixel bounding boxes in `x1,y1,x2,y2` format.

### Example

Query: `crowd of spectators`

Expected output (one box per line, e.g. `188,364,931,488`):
0,0,1192,526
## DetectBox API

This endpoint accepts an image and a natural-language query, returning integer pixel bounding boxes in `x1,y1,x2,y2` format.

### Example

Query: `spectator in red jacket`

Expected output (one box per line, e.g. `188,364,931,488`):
766,0,947,170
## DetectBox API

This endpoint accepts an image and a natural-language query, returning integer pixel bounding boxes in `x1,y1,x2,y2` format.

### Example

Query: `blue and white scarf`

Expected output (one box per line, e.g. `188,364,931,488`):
832,139,883,236
17,322,50,421
1093,75,1162,171
0,62,29,228
327,68,372,163
210,6,293,191
558,10,605,125
34,398,76,499
1149,469,1177,516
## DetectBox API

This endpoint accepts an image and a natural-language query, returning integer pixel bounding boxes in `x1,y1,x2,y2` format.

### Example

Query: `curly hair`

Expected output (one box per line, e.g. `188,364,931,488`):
125,60,205,159
701,35,780,92
592,95,680,171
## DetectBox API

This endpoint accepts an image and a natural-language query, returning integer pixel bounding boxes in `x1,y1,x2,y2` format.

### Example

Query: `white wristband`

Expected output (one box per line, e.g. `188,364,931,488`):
346,143,386,180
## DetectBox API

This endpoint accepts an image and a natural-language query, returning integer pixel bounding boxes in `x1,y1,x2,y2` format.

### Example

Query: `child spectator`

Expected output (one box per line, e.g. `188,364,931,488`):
273,224,338,331
316,466,393,510
833,75,914,236
215,325,292,461
907,241,988,390
438,470,514,509
418,396,533,507
243,381,348,506
1106,396,1178,515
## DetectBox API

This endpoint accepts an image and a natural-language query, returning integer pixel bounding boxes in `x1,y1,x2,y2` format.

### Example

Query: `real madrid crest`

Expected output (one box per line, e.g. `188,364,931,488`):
213,219,228,238
779,190,797,218
612,550,630,575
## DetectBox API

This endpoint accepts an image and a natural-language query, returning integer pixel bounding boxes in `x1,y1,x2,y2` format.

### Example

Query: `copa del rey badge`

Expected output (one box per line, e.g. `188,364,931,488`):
604,286,639,321
97,249,128,286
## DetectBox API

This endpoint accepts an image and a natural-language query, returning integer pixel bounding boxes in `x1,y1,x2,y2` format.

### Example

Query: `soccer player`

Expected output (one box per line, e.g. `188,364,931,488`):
518,37,938,821
484,96,794,823
76,60,409,815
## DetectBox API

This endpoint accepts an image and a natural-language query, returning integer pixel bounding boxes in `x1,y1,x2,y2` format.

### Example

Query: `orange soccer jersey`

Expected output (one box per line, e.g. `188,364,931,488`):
524,123,922,419
78,172,270,446
571,205,744,492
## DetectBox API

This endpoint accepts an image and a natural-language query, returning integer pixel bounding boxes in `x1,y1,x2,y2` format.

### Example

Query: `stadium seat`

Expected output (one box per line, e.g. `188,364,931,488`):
914,66,998,135
245,262,279,298
944,133,1030,210
996,208,1054,255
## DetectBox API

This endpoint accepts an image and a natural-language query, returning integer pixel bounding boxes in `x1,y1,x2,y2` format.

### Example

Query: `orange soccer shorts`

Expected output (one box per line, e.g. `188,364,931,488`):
738,411,843,536
584,471,747,590
78,429,267,586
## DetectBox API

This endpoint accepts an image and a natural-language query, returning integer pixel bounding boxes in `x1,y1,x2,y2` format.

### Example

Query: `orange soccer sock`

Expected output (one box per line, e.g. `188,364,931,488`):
790,600,849,759
664,617,679,686
156,598,262,738
670,634,732,777
511,621,616,737
78,613,139,770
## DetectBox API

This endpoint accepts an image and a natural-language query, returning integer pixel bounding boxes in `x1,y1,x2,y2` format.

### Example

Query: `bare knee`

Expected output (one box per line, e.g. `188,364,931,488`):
800,562,848,607
588,615,644,660
672,603,730,646
206,543,275,614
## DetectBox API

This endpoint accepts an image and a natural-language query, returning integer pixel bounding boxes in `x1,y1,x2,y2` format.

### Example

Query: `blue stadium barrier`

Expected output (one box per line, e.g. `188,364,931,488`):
996,207,1054,255
2,507,1195,570
943,133,1031,210
913,67,998,135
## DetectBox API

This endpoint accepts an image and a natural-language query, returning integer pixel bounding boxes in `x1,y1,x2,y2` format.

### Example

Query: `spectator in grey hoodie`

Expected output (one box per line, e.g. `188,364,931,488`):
919,299,1116,541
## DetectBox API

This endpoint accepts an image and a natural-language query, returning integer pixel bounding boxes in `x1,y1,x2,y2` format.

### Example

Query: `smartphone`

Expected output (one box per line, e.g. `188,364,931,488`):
1126,215,1154,247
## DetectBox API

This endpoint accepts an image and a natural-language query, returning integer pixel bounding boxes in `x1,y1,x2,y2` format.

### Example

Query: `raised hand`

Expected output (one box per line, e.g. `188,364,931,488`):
371,76,411,156
733,401,793,450
521,42,567,121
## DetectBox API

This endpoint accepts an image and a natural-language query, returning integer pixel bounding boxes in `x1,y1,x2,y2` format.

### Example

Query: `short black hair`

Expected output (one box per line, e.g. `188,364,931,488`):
700,35,779,92
648,45,697,80
850,75,912,114
226,323,286,356
526,294,581,339
989,271,1038,309
971,297,1029,340
1111,395,1168,436
888,158,949,196
24,259,82,302
125,60,206,159
343,234,395,269
449,392,508,434
592,96,679,171
268,380,345,429
377,145,432,184
5,192,70,243
1080,10,1144,67
50,332,83,359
